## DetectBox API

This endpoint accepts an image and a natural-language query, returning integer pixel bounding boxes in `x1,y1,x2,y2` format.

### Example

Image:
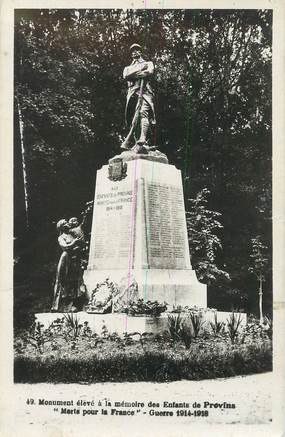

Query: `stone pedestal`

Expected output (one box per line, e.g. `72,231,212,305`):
35,311,247,336
84,155,207,308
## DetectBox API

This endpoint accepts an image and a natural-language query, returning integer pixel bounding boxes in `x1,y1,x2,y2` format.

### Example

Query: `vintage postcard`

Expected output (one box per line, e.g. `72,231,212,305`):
0,0,284,436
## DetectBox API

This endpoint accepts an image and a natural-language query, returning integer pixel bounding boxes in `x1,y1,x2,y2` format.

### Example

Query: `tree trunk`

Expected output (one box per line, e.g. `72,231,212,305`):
17,99,29,228
259,274,263,324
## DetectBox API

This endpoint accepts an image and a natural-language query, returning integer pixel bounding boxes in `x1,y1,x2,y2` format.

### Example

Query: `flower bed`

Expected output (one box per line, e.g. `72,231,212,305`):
14,315,272,383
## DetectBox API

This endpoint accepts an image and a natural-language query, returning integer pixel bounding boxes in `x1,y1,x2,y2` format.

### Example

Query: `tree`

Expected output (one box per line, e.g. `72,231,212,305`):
186,188,230,284
249,236,269,323
13,9,272,315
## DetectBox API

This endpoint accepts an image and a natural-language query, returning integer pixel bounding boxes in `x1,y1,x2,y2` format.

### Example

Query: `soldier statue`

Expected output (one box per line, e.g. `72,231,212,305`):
121,43,156,153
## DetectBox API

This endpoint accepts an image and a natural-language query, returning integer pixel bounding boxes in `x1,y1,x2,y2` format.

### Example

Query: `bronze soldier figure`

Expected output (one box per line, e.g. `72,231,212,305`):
121,43,156,152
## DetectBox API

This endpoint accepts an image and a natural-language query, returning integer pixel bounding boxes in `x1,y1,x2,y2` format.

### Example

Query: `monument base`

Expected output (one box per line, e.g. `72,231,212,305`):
84,268,207,309
36,311,247,336
85,156,207,311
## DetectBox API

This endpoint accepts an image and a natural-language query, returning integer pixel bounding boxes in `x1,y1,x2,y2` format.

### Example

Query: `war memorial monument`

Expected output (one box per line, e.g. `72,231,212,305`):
38,43,246,334
84,43,207,310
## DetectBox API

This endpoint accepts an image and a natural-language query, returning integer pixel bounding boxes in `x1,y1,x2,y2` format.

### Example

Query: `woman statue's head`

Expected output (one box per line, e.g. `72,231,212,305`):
56,219,69,233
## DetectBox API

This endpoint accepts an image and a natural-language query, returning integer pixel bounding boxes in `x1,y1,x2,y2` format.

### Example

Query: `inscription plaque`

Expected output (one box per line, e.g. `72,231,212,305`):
90,185,134,270
145,182,188,269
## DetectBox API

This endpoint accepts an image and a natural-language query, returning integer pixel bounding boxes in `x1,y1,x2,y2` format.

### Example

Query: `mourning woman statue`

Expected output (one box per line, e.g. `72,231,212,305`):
51,218,86,312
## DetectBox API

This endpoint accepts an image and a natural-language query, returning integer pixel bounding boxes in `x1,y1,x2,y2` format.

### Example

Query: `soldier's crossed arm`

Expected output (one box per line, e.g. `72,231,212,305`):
123,61,154,80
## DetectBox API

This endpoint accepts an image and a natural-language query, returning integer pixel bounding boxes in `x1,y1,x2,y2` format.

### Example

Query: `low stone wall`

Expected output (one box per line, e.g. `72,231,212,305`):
35,311,247,337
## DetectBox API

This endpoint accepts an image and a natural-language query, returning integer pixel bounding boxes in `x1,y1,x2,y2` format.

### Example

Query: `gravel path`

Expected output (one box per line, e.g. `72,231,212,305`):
4,372,273,437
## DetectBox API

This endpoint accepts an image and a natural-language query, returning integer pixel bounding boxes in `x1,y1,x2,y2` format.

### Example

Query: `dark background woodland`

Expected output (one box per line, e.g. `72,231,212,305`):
14,9,272,324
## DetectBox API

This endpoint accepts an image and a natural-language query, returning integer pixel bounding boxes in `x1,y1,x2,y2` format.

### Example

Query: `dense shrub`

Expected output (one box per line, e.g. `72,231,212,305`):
14,335,272,383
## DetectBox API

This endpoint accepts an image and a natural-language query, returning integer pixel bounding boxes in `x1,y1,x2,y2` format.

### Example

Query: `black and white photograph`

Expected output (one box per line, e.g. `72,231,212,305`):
1,2,285,436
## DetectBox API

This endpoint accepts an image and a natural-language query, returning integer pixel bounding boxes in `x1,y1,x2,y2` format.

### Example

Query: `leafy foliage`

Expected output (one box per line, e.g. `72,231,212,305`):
186,188,230,284
249,236,269,280
62,313,82,341
14,317,272,382
14,9,272,316
226,312,243,344
188,311,204,338
209,312,225,336
248,236,269,322
167,314,184,342
122,299,168,317
167,311,204,348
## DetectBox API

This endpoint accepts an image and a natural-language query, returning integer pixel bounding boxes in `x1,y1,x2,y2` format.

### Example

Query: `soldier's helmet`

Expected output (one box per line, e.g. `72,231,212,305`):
130,43,142,52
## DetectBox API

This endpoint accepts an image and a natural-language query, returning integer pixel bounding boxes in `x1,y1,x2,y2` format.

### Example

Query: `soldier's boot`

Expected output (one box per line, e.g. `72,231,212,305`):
137,117,149,145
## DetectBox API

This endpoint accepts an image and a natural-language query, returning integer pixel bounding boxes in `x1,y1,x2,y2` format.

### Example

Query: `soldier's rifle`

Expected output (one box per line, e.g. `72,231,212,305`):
121,78,145,150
